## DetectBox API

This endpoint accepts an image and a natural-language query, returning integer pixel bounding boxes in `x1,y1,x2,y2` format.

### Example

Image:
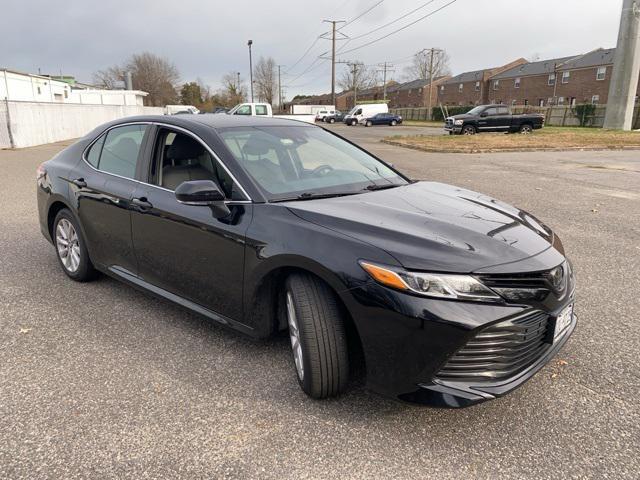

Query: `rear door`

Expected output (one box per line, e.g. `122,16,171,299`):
75,123,150,274
130,125,252,322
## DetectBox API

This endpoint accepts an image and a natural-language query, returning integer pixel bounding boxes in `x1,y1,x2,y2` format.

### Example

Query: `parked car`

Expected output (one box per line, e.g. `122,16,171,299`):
37,114,575,407
165,105,200,115
323,110,345,124
343,103,389,126
364,113,403,127
227,102,316,124
445,104,544,135
315,109,335,122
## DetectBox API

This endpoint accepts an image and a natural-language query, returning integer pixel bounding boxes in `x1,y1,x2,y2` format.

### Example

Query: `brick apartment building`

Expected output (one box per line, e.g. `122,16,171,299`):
386,76,451,108
437,58,527,106
440,47,640,108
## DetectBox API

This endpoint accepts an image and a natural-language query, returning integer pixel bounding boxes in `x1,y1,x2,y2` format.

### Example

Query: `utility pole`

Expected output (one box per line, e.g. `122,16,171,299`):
277,64,284,112
603,0,640,130
247,39,254,102
423,47,444,120
377,62,395,102
321,20,346,108
349,62,361,107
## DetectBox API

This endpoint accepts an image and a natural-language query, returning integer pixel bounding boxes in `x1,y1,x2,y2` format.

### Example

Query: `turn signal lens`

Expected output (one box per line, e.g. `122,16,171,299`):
359,261,409,291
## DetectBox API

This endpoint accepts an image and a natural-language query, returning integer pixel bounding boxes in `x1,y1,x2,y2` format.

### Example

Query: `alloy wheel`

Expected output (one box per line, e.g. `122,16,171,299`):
520,125,532,134
286,291,305,381
56,218,81,273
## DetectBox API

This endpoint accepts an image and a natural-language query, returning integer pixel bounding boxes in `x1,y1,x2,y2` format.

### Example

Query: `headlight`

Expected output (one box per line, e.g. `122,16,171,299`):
359,261,501,302
454,119,464,125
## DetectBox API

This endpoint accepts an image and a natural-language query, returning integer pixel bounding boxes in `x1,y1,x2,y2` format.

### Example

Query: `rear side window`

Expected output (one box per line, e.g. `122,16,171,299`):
255,105,268,115
94,125,147,179
85,134,105,168
497,107,509,115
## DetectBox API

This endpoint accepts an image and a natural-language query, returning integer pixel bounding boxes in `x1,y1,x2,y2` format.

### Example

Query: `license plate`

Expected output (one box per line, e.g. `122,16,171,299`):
554,304,573,340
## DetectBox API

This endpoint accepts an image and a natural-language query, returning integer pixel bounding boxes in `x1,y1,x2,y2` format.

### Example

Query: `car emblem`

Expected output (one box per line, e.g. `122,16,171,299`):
548,264,566,292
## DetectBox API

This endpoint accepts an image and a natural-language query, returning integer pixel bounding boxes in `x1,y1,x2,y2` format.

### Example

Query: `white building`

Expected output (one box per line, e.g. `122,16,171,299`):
1,69,148,106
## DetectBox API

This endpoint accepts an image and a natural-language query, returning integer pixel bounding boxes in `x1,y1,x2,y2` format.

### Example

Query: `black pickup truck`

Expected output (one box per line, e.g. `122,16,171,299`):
444,104,544,135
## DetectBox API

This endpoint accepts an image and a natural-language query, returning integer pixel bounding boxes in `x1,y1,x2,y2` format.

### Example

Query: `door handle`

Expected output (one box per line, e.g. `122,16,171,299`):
71,178,87,188
132,197,153,211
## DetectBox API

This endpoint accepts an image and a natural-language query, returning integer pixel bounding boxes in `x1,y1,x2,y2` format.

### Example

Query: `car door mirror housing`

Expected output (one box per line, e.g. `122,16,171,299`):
175,180,231,218
480,112,488,117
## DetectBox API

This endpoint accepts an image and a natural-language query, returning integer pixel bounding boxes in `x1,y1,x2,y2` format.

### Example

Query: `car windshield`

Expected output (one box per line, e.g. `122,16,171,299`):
218,126,407,201
466,106,485,115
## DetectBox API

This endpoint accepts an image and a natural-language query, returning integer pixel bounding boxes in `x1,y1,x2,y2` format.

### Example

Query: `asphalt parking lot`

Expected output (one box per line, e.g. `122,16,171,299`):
1,125,639,479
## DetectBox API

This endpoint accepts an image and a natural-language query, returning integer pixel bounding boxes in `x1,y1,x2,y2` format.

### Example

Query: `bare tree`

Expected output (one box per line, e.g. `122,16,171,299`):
253,56,277,105
125,52,180,106
337,63,377,92
92,66,124,89
217,71,247,107
402,49,451,81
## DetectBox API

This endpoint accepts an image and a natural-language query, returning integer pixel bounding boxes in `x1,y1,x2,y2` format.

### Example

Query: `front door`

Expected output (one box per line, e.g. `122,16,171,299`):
75,123,150,273
130,126,252,323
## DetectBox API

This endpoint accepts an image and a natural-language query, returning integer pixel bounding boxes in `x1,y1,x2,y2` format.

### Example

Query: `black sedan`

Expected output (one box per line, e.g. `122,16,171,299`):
37,114,575,407
364,112,403,127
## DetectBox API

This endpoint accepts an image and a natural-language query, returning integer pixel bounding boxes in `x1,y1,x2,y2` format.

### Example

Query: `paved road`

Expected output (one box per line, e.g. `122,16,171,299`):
1,127,639,479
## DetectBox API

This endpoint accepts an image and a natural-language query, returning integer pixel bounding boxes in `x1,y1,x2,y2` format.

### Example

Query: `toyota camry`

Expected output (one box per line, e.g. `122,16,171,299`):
36,114,576,407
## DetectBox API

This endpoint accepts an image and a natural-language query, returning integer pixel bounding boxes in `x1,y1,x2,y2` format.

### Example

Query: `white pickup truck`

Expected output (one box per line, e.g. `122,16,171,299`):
227,103,316,124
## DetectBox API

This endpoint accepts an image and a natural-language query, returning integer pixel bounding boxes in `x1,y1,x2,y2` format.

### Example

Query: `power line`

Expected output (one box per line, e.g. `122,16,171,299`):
286,37,321,74
338,0,458,56
343,0,438,41
339,0,385,30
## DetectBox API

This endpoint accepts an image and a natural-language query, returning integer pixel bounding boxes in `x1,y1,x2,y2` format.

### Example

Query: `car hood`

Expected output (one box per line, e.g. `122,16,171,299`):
285,182,557,273
448,113,474,121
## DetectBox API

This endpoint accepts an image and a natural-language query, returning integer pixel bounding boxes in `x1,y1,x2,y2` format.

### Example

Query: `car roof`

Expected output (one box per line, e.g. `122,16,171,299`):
107,114,316,130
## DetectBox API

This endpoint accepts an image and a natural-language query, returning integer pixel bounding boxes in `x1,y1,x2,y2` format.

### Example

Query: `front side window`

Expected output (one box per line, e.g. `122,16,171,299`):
218,126,407,200
150,128,245,200
89,124,147,179
484,107,498,116
596,66,606,81
234,105,252,115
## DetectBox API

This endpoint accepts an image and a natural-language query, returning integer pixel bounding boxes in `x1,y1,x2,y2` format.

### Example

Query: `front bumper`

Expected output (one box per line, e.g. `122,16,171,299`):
345,278,576,408
444,124,462,133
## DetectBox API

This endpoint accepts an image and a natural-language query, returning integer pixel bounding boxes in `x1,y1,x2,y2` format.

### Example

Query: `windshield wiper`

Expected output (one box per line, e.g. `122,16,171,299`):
271,191,361,202
364,183,401,191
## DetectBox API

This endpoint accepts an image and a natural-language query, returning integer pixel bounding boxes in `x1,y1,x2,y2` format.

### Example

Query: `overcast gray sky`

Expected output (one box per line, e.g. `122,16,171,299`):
0,0,623,99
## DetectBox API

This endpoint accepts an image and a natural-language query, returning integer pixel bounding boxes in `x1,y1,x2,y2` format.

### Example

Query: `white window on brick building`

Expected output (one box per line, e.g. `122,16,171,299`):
562,71,570,84
524,99,529,106
514,77,521,88
458,83,463,93
558,96,565,105
596,67,606,81
475,81,480,91
548,73,556,86
511,99,517,106
591,95,600,104
539,99,545,107
493,80,499,90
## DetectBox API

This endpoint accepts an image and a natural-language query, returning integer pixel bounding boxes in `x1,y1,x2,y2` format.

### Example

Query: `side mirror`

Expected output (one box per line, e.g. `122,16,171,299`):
175,180,230,218
480,112,488,117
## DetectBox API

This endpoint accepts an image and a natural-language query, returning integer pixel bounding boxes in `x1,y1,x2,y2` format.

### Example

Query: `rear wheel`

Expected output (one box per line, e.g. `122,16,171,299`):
329,118,335,124
365,120,372,127
285,273,349,399
390,120,397,126
462,124,476,135
53,209,96,282
519,124,533,134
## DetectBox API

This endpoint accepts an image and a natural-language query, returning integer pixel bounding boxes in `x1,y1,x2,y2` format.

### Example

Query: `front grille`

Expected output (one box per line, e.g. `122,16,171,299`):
436,311,551,381
445,118,454,128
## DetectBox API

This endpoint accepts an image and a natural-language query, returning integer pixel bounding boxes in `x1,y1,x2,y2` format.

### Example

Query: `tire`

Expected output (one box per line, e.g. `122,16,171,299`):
462,124,476,135
351,119,357,126
329,118,335,124
365,121,372,127
519,123,533,134
285,273,349,399
390,120,397,126
53,209,96,282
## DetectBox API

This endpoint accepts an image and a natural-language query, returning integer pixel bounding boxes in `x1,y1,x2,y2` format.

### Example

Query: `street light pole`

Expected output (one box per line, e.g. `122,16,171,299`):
247,40,254,103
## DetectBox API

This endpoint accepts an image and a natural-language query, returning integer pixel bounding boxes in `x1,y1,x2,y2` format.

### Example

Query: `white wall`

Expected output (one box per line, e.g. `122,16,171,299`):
0,101,163,149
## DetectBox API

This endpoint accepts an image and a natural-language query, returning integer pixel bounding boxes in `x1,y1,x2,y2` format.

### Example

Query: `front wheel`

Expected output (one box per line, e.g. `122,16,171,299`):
365,121,372,127
53,209,96,282
329,118,335,124
462,125,476,135
351,119,357,126
285,273,349,399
